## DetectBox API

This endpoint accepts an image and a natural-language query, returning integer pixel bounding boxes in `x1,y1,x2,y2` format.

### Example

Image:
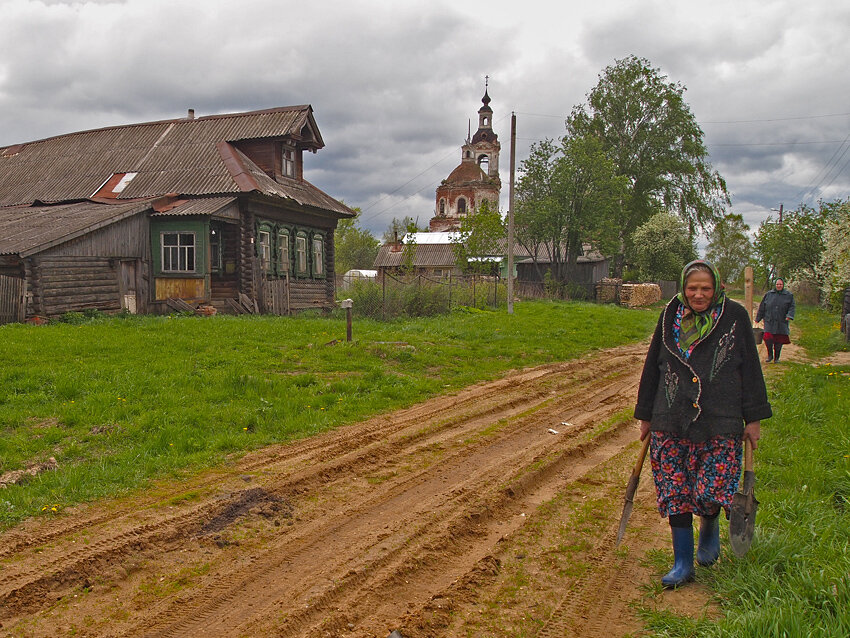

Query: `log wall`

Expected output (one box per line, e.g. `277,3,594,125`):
28,256,122,316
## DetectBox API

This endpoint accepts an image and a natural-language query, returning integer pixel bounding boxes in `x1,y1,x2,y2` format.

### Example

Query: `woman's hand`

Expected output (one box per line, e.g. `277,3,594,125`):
744,421,761,449
640,420,651,441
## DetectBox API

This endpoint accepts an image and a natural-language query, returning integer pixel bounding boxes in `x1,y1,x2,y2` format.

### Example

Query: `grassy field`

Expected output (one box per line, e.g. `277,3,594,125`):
3,300,848,637
640,303,850,637
0,300,658,529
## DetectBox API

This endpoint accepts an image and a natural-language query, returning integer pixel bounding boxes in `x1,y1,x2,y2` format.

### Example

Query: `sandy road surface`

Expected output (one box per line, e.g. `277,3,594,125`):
0,343,708,637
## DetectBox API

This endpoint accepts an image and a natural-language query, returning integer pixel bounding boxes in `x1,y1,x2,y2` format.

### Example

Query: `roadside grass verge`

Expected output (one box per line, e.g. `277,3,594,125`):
0,300,657,530
638,305,850,636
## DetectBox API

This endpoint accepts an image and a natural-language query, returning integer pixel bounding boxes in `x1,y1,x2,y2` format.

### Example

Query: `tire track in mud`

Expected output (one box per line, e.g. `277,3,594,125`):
0,344,649,637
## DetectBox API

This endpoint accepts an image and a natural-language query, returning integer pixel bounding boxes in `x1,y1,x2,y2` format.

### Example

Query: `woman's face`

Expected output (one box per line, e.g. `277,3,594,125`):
684,270,715,313
775,280,785,291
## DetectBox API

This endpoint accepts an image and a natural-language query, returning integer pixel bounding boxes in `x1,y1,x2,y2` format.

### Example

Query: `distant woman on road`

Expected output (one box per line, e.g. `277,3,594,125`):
756,278,796,363
634,260,772,588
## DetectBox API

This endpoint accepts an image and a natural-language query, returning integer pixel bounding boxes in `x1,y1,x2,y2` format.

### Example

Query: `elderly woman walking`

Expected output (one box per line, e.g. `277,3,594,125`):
634,260,772,588
756,278,796,363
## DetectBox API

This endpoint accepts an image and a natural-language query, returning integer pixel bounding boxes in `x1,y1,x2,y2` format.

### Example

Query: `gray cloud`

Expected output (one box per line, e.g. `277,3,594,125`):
2,0,849,240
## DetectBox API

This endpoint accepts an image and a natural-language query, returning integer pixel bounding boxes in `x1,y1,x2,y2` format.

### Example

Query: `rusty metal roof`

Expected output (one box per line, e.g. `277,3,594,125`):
0,106,352,217
150,196,239,218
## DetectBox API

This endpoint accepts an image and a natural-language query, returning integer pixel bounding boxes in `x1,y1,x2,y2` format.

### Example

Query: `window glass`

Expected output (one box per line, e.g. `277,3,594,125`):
296,235,308,274
457,198,467,214
258,230,271,271
312,236,324,276
277,230,290,273
162,232,195,272
282,146,295,177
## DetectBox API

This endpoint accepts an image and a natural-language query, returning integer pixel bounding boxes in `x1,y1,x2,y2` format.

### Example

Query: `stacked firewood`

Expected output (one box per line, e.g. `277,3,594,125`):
619,283,662,308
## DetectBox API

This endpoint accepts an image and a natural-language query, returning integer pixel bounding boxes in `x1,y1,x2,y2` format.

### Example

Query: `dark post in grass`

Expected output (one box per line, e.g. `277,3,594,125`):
340,298,353,342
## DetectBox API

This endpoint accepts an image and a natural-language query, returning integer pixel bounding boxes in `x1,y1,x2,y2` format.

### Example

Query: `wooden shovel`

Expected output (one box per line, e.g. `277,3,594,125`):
729,438,758,556
616,436,651,546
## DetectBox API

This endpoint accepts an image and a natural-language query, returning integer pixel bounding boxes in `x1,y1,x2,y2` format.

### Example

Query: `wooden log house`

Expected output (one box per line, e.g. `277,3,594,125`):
0,106,354,322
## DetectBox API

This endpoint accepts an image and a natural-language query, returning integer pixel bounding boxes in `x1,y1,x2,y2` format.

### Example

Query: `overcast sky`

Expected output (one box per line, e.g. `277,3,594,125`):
2,0,849,248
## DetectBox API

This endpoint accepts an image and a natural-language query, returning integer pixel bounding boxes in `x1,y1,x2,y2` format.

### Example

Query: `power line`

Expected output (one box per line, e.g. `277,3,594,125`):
701,111,850,124
796,132,850,203
708,140,847,147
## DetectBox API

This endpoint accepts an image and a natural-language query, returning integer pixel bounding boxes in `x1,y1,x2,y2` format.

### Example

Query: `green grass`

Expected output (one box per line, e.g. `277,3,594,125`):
639,304,850,637
0,300,658,529
793,303,850,358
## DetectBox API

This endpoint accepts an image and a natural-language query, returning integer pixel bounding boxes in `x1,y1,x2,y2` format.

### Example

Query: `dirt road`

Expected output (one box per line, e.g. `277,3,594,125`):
0,343,713,637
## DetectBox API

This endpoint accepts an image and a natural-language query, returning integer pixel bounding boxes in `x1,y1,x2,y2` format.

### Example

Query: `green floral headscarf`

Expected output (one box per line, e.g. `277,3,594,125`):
676,259,726,351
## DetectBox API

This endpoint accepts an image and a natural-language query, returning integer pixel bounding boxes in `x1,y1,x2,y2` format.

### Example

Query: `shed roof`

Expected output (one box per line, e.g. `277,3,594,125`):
0,199,152,257
374,243,459,268
0,196,238,257
0,106,352,217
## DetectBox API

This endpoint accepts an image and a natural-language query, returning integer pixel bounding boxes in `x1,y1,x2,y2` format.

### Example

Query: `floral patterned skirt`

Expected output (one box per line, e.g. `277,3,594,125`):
649,432,742,518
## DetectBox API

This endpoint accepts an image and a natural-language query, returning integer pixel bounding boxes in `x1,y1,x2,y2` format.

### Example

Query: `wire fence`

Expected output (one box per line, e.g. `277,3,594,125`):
336,273,506,319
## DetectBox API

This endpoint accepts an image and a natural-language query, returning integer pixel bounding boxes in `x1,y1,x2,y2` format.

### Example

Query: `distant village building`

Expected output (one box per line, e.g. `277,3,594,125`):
429,85,501,232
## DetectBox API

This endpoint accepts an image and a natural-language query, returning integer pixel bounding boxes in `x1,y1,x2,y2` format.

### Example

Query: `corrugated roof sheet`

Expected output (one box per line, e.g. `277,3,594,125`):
0,199,153,256
0,106,351,217
374,244,460,268
150,196,239,218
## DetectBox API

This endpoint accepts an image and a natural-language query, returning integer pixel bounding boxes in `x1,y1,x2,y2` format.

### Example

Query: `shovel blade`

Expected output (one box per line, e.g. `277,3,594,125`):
615,474,640,546
729,470,758,556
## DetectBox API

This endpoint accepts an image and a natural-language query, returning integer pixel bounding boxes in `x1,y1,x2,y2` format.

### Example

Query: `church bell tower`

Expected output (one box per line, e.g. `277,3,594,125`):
430,79,501,232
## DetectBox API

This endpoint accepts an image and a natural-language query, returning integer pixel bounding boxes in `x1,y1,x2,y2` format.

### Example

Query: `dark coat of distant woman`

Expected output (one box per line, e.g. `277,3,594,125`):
756,285,796,336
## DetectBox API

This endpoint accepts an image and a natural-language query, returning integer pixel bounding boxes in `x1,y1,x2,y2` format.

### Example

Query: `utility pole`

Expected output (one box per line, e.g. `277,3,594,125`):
507,112,516,315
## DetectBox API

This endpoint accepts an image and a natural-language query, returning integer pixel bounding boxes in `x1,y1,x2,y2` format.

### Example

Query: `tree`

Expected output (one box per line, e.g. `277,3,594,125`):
752,205,826,287
704,213,752,285
381,216,423,244
451,199,506,274
568,56,729,276
514,133,624,281
334,213,379,274
629,212,697,281
815,199,850,310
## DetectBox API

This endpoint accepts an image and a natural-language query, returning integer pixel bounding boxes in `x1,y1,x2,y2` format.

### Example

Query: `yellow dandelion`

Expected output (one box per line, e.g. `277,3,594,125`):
243,427,248,431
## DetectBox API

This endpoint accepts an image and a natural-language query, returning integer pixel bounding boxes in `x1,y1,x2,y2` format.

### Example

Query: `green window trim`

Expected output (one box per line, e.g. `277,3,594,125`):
277,227,291,276
295,231,309,277
311,232,325,279
151,219,207,277
256,222,273,273
209,225,223,273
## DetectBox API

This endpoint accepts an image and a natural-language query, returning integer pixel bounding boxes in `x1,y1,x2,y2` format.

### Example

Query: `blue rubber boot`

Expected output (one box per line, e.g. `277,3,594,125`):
697,515,720,566
661,526,695,588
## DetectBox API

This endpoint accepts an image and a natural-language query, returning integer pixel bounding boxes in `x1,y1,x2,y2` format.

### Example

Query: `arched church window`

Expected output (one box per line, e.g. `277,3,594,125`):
465,150,472,158
478,154,489,173
457,198,467,214
483,116,490,126
439,199,446,215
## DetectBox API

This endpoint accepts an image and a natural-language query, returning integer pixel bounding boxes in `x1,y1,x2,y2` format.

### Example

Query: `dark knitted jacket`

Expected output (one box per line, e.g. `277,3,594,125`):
634,296,772,441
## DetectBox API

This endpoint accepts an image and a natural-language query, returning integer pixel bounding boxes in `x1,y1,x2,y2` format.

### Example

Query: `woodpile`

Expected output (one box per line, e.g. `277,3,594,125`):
596,278,621,303
620,283,662,308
